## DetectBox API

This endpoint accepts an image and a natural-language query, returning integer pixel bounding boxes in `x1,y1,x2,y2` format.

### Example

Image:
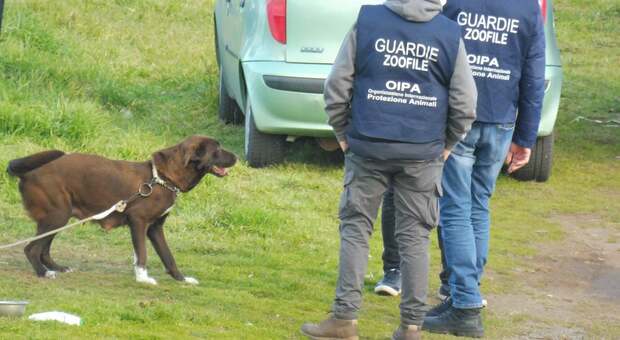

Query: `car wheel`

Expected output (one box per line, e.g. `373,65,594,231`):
218,69,243,125
511,132,554,182
244,100,286,168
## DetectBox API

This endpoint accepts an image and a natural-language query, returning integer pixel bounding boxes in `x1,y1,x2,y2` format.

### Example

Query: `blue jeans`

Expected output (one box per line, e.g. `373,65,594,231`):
439,122,514,309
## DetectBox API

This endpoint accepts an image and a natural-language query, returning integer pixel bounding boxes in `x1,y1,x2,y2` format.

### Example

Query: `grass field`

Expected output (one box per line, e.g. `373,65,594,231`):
0,0,618,338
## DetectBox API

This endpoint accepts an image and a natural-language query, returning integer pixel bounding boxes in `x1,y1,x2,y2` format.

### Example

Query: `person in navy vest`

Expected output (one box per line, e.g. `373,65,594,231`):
301,0,477,339
375,0,546,337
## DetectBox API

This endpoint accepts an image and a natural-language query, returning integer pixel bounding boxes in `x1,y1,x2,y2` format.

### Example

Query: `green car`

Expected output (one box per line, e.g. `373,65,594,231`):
214,0,562,181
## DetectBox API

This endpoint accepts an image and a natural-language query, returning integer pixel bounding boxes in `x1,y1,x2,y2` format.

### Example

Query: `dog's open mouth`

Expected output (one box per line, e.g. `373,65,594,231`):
210,166,229,177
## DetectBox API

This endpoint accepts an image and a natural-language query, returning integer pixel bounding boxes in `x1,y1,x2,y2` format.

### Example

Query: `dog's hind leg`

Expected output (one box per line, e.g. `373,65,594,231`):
130,219,157,285
25,220,68,279
40,234,72,273
147,216,198,285
24,238,50,278
20,181,70,278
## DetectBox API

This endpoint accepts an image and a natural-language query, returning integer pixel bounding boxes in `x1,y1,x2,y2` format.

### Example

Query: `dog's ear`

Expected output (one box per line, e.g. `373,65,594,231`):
182,140,207,167
152,147,174,171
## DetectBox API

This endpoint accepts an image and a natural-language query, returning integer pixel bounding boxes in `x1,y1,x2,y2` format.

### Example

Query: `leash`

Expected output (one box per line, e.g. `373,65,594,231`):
0,162,180,251
0,201,127,250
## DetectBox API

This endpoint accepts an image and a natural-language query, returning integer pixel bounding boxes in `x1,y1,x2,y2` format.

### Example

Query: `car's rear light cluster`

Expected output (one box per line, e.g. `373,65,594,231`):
267,0,286,44
539,0,548,22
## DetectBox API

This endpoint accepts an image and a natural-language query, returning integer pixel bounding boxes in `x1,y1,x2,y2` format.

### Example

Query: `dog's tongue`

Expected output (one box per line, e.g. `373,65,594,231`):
213,166,228,177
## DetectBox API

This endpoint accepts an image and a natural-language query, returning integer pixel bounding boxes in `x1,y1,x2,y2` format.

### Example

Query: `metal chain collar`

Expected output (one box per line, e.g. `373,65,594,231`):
115,162,180,213
150,161,181,196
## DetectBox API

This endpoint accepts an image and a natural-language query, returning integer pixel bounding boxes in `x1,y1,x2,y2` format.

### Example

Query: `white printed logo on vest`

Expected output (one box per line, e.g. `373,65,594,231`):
457,11,520,82
366,38,440,108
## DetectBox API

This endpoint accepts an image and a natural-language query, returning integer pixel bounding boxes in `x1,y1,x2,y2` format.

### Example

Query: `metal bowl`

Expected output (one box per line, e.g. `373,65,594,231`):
0,301,28,317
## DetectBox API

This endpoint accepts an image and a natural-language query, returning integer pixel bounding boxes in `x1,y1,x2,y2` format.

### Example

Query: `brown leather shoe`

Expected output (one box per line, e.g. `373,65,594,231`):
392,324,422,340
300,314,359,340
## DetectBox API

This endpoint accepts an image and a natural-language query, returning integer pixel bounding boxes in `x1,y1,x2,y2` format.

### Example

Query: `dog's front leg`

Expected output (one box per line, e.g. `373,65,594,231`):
130,221,157,285
147,217,199,285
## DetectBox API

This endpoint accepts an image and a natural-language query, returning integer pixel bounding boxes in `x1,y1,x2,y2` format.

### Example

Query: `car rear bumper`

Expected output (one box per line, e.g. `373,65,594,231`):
262,75,324,94
242,61,334,138
242,61,562,139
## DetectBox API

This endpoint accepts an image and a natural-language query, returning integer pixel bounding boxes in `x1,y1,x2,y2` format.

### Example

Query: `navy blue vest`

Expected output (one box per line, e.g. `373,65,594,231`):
443,0,545,124
349,5,461,153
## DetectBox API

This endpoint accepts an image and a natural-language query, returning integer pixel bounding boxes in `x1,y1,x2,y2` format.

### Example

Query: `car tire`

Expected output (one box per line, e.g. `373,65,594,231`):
244,100,286,168
218,69,243,125
511,132,554,182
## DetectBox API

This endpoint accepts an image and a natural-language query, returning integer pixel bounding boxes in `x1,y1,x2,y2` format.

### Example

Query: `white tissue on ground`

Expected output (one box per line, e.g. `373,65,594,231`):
28,311,82,326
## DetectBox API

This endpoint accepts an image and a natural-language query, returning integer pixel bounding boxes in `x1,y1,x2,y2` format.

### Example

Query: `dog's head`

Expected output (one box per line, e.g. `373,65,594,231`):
152,135,237,192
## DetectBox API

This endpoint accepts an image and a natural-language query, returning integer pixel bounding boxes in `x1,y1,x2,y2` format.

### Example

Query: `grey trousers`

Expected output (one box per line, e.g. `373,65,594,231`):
332,151,443,326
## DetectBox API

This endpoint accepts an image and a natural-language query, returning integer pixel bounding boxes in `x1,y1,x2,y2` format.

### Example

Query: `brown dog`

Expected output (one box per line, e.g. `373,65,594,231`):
7,135,236,285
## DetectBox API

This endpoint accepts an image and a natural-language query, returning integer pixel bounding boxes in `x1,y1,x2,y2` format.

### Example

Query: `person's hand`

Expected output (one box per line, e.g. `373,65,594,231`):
442,149,451,161
339,140,349,152
505,143,532,173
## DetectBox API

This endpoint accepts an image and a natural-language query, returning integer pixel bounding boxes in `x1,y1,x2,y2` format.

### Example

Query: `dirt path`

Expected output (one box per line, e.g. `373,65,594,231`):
488,214,620,339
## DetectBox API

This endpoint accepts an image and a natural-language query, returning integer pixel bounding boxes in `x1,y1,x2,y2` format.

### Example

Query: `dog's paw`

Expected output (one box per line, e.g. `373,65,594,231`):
134,266,157,285
60,267,73,273
183,277,199,285
44,271,57,279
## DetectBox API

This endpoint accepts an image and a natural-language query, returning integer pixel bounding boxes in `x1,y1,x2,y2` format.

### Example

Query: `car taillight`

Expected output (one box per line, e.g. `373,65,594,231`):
539,0,548,22
267,0,286,44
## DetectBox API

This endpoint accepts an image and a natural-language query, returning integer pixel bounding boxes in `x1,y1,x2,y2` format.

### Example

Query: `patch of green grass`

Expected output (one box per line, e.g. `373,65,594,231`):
0,0,618,338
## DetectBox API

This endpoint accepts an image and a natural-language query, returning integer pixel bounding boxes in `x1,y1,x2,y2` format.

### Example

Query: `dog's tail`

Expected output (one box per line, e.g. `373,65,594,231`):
7,150,65,178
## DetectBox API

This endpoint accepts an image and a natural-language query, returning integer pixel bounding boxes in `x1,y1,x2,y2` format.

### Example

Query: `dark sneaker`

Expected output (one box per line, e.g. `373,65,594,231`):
422,306,484,338
301,314,359,340
437,284,450,300
391,324,422,340
374,269,401,296
426,297,452,317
